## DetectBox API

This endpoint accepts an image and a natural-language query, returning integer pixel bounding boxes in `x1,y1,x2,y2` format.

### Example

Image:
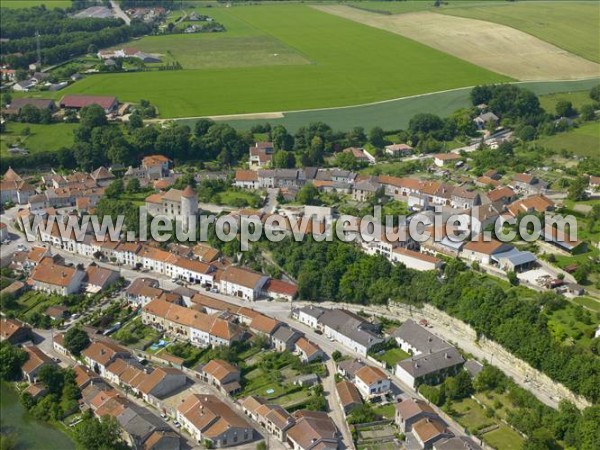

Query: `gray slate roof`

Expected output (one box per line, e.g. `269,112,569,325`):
398,347,464,378
391,320,451,354
319,309,383,348
272,326,303,345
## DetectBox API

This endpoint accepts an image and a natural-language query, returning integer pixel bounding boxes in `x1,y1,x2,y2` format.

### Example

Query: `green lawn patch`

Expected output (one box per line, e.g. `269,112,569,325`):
375,348,410,368
60,3,505,118
446,398,495,434
216,189,262,208
0,122,77,156
441,2,600,63
372,403,396,420
536,122,600,159
113,317,161,350
131,32,310,70
482,425,524,450
539,90,596,114
546,303,597,348
572,296,600,313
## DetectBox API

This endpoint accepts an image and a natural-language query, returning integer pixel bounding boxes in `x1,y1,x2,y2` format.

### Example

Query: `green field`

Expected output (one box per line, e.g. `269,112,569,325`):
537,121,600,158
60,3,506,118
0,122,76,156
133,34,309,70
441,1,600,63
200,78,600,132
539,90,597,114
0,0,71,8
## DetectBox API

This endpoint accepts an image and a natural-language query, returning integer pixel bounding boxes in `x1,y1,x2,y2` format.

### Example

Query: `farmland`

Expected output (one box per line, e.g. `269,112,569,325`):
0,0,71,8
347,0,600,64
60,3,506,118
317,5,600,80
536,122,600,158
0,122,76,157
441,1,600,63
192,78,600,132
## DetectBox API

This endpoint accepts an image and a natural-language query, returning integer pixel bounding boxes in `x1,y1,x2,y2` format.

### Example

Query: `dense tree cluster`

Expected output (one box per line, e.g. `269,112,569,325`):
0,6,153,68
0,342,27,381
63,327,90,356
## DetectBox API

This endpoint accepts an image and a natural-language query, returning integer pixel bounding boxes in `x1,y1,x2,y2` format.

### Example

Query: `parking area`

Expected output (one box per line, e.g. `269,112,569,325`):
518,267,554,287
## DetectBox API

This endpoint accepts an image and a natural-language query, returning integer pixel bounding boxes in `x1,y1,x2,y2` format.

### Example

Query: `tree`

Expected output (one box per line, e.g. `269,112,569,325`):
271,125,294,151
473,365,506,393
63,327,90,356
38,365,65,395
579,104,595,121
104,179,124,199
573,265,590,284
272,150,295,169
516,125,536,141
1,93,12,107
555,100,575,118
79,104,107,128
15,69,28,81
74,413,127,450
125,177,140,194
568,176,589,201
194,118,214,137
471,85,493,105
296,183,319,206
18,104,41,124
444,371,473,400
409,113,443,134
332,350,343,362
335,151,362,171
369,126,386,149
0,342,27,381
507,270,519,286
589,85,600,103
256,442,267,450
128,112,143,129
345,127,367,147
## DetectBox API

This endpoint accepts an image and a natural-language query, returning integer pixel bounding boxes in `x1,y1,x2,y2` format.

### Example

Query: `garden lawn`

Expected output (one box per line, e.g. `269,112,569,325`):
60,3,505,118
216,189,262,208
376,348,410,368
546,304,597,349
0,122,77,156
113,317,161,350
372,403,396,420
573,296,600,313
536,122,600,159
447,398,495,434
441,2,600,63
482,425,524,450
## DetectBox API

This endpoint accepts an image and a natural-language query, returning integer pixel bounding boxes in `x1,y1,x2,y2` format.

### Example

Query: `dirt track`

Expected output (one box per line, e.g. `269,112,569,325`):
315,6,600,81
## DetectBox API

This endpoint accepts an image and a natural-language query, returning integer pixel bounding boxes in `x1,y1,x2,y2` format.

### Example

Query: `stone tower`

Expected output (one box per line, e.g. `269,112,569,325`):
181,185,198,230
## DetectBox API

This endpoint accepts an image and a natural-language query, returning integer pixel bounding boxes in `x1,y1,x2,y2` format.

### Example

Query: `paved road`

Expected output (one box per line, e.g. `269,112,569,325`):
324,360,355,450
262,188,279,214
110,0,131,25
